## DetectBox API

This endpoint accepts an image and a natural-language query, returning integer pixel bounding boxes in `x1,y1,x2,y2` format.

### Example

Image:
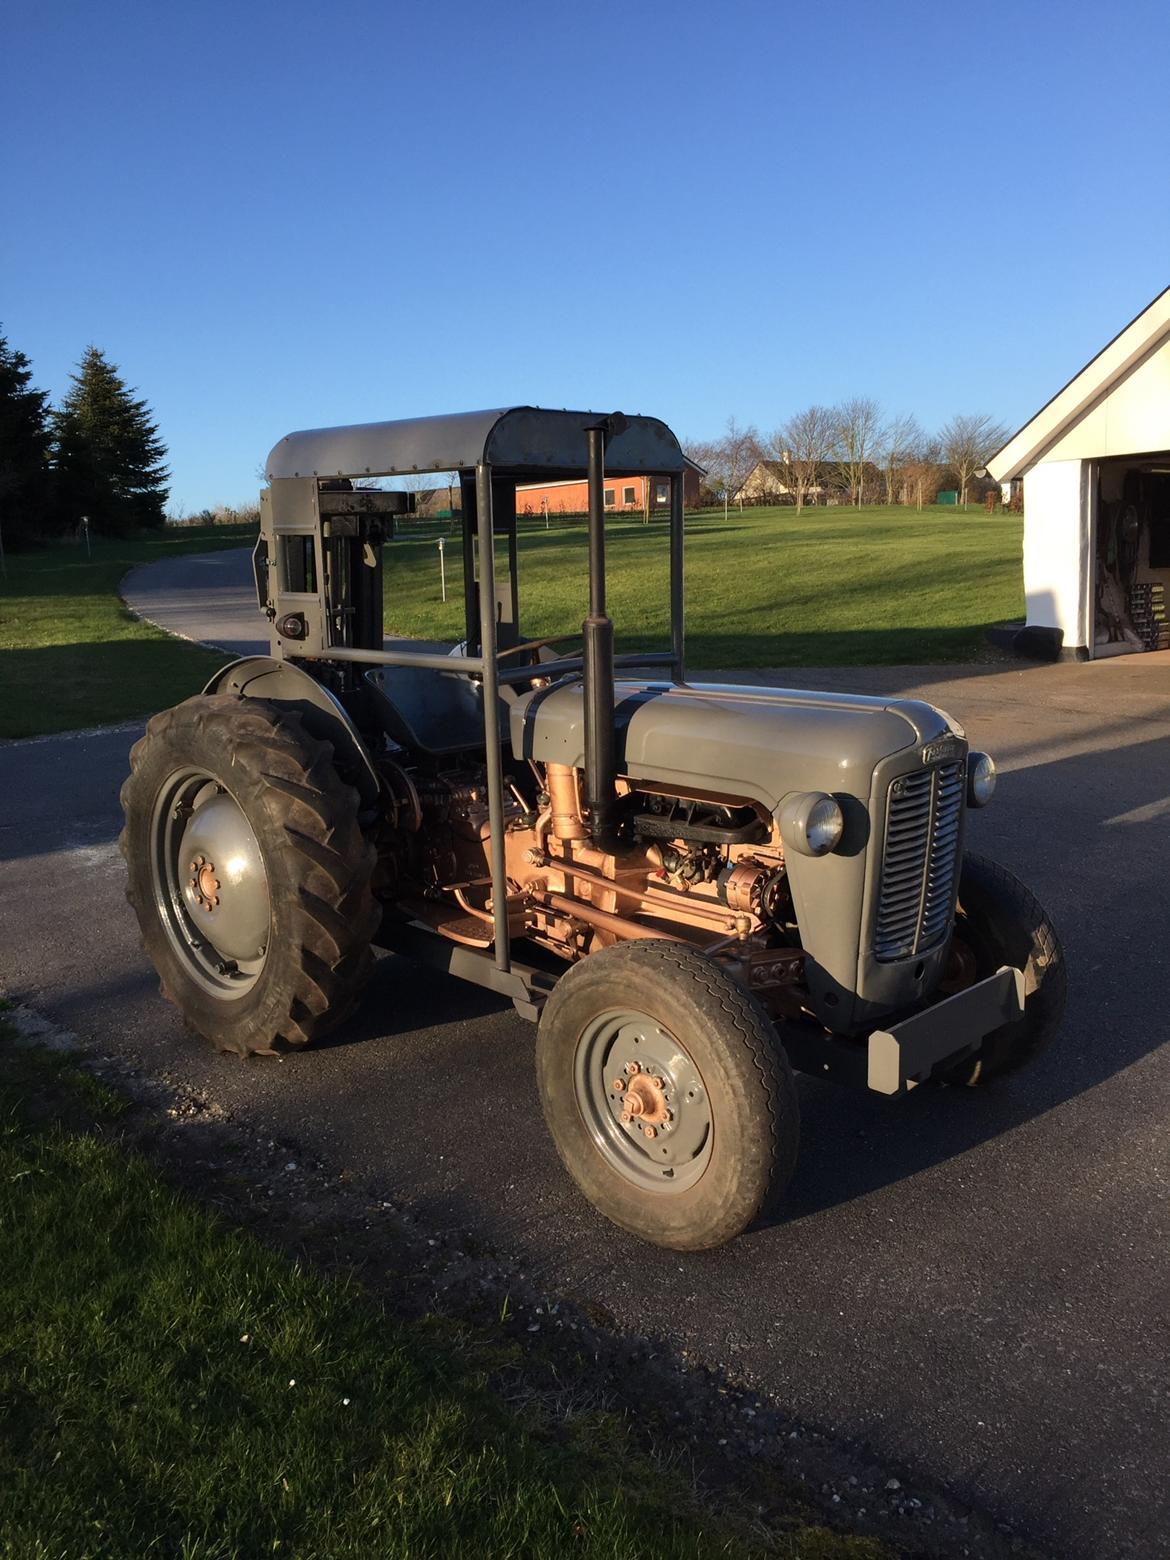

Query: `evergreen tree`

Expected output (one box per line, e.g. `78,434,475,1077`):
0,327,53,549
53,347,169,536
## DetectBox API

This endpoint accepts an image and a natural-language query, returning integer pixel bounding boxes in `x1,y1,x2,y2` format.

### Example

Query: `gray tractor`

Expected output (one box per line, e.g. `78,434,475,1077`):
121,408,1065,1249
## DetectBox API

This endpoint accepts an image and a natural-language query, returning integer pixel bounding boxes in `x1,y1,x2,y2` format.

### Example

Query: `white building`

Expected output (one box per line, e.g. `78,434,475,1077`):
988,284,1170,660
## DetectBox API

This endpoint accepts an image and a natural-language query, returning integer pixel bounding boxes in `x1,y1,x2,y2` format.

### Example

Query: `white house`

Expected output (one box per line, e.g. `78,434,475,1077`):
988,284,1170,659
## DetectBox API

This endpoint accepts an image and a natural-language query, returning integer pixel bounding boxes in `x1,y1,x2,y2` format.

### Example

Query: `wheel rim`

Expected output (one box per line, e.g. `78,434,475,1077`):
149,767,271,999
573,1009,712,1194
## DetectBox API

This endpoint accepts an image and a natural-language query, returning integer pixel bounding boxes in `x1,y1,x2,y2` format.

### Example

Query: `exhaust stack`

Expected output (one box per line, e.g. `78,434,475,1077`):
582,416,624,845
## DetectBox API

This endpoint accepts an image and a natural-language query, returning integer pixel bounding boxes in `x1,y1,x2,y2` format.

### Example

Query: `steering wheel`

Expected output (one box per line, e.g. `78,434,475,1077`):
497,634,584,662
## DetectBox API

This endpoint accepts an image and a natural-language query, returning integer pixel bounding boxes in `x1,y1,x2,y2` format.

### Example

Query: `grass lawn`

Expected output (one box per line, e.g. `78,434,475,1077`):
0,505,1022,741
383,504,1024,668
0,525,254,740
0,1027,884,1560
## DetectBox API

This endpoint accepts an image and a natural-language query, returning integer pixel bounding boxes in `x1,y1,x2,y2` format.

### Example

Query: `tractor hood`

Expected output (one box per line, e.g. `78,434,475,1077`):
509,678,957,814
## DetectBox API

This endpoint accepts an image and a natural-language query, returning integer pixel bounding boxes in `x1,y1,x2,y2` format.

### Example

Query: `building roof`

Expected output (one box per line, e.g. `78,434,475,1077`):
988,284,1170,482
266,407,687,482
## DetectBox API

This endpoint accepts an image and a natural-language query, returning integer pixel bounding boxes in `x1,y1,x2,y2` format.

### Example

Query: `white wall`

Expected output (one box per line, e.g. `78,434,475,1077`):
1042,332,1170,463
1023,459,1090,650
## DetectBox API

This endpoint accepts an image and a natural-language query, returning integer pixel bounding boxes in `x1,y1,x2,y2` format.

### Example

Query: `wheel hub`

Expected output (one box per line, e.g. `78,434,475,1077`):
613,1064,672,1136
176,789,270,964
940,932,978,994
574,1012,712,1193
189,855,221,911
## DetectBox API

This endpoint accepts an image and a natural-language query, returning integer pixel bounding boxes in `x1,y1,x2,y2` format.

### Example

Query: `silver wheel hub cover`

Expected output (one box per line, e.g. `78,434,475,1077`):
178,792,270,962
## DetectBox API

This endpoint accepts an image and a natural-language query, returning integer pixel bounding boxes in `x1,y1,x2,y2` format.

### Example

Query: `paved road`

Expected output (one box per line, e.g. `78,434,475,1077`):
122,546,269,656
4,553,1170,1557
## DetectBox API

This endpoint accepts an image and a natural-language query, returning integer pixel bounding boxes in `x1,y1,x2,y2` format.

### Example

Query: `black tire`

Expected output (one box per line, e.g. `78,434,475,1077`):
120,694,378,1056
942,852,1066,1086
536,941,799,1250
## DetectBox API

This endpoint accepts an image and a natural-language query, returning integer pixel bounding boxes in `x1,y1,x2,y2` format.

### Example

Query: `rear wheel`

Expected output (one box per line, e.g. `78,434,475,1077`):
536,941,799,1250
120,694,378,1056
941,852,1066,1085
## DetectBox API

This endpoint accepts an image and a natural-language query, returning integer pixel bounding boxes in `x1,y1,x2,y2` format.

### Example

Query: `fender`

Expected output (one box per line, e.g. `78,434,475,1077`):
203,656,380,806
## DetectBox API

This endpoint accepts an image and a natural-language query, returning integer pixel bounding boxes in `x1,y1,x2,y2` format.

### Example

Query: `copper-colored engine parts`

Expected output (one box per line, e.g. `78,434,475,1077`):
414,760,803,993
720,860,765,914
546,762,588,841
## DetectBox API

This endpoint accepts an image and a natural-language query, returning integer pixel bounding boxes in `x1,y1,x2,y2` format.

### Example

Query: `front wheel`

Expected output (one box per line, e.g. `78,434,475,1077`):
536,941,800,1250
941,852,1066,1086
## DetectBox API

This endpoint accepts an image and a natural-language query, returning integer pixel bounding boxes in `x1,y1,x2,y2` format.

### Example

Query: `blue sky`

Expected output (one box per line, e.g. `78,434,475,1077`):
4,0,1169,511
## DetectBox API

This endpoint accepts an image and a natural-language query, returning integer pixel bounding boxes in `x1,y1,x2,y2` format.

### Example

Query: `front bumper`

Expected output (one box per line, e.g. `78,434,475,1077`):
784,966,1027,1096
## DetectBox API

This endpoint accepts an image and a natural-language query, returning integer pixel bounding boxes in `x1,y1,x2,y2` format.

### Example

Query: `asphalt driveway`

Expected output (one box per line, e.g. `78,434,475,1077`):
2,550,1169,1557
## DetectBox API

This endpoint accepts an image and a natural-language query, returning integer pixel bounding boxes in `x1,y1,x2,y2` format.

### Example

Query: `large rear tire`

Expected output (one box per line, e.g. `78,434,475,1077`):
536,941,799,1250
120,694,378,1056
941,853,1066,1086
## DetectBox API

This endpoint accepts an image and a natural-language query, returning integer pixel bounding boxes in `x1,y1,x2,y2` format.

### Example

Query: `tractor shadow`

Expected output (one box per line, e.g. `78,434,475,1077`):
314,952,507,1052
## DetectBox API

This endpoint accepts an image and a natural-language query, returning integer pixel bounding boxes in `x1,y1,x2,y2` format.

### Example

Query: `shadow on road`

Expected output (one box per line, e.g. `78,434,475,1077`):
290,722,1170,1234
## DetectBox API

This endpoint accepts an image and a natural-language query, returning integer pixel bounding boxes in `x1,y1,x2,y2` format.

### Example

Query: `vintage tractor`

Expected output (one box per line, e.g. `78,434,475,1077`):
121,408,1065,1249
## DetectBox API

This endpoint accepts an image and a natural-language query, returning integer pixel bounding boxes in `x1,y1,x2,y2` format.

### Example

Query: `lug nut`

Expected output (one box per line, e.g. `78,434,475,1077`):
651,1075,665,1089
625,1061,641,1076
612,1078,625,1092
643,1125,657,1140
620,1110,632,1123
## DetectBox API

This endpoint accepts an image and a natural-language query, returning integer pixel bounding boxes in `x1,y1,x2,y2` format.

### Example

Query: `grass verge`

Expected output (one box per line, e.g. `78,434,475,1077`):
0,1025,885,1560
383,504,1024,668
0,525,252,740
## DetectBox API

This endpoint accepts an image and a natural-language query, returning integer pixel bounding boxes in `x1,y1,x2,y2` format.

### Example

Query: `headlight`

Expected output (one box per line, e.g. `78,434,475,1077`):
967,751,997,807
778,791,845,856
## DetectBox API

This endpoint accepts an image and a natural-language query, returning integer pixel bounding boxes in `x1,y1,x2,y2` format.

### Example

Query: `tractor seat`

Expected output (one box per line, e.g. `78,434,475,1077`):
364,663,509,757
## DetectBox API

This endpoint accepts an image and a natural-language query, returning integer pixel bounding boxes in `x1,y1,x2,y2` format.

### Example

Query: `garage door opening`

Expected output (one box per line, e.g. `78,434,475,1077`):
1093,453,1170,657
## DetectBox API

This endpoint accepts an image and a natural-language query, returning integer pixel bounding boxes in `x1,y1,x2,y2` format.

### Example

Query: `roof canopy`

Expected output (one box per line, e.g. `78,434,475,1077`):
988,284,1170,482
266,406,687,482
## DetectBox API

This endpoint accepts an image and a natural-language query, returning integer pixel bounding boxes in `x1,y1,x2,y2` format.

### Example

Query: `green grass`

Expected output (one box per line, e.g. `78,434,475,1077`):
385,504,1024,668
0,525,254,740
0,1032,887,1560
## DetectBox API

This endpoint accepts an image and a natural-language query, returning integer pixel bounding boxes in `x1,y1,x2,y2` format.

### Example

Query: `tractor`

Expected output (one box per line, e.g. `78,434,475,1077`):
121,408,1065,1249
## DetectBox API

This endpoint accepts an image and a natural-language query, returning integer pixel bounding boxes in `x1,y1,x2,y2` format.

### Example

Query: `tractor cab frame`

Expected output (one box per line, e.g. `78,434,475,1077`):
252,407,688,1015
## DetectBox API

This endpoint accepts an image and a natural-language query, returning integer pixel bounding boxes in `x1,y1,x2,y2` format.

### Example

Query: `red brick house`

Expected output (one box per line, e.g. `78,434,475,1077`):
516,460,703,517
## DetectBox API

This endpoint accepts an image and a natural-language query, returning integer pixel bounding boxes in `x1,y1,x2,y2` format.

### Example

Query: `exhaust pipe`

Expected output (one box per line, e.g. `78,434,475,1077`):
583,416,624,845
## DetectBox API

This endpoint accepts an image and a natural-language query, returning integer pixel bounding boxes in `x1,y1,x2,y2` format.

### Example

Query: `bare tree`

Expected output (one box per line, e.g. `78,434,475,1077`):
768,404,838,513
833,396,884,508
938,413,1010,508
880,413,923,505
903,436,944,511
681,437,719,505
705,417,762,519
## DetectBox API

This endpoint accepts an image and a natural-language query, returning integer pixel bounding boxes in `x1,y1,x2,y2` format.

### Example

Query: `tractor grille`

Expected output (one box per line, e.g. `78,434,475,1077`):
874,761,965,962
